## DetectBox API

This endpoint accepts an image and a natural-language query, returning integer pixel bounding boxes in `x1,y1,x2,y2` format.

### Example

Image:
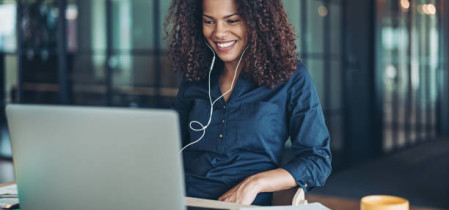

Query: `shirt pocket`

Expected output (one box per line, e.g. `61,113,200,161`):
187,99,217,151
237,102,281,149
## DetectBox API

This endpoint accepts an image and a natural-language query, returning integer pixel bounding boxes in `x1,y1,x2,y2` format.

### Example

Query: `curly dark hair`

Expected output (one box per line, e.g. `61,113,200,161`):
165,0,297,88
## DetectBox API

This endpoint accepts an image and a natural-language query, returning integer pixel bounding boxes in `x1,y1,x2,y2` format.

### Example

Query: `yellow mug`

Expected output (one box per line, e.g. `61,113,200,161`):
361,195,409,210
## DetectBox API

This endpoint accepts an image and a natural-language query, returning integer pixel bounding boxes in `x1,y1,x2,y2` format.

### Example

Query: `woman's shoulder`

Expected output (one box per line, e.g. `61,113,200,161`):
177,76,210,101
282,60,314,88
291,60,311,79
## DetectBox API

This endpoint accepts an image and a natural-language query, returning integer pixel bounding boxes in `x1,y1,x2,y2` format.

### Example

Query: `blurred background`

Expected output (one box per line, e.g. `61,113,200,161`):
0,0,448,209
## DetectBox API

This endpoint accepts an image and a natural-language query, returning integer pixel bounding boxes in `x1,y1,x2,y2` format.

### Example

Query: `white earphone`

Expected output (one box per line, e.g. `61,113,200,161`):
179,41,248,154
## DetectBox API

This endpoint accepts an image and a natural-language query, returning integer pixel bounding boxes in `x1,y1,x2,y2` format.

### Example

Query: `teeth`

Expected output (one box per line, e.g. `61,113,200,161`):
217,41,236,48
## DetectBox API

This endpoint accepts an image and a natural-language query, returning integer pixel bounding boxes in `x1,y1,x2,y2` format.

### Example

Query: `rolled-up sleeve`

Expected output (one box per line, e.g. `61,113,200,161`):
281,67,332,192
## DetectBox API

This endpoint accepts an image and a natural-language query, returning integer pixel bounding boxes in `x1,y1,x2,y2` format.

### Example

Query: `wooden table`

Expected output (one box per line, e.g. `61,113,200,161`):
3,181,444,210
1,181,253,210
186,197,253,210
306,193,446,210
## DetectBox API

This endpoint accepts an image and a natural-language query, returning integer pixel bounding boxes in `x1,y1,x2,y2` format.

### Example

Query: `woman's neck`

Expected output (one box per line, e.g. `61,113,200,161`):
223,60,243,78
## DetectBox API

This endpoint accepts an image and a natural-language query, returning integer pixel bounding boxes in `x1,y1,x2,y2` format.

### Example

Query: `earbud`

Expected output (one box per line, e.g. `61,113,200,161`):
179,42,248,154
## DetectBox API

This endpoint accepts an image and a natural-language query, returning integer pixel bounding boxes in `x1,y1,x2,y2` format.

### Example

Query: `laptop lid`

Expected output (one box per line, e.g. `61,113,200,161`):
6,104,185,210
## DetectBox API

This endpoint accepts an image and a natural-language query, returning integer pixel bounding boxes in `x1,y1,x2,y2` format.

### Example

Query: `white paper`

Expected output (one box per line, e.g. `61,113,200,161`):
0,184,19,208
239,203,330,210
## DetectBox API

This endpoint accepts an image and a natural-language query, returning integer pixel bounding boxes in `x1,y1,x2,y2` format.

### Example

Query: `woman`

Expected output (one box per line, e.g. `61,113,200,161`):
166,0,331,206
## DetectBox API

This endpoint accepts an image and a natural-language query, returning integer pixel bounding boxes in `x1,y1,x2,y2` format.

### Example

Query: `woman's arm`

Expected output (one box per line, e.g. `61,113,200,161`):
281,66,332,191
218,168,297,205
219,65,332,205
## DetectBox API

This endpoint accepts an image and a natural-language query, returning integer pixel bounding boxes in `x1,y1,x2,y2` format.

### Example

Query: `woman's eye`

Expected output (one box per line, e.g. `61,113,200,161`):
228,19,240,24
203,20,215,24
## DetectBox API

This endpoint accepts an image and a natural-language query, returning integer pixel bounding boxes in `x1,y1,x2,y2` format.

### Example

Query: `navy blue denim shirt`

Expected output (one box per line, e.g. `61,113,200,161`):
174,62,332,205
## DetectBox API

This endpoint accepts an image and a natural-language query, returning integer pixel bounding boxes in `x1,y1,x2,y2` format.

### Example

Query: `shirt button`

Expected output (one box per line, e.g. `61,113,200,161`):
222,119,225,123
223,105,226,109
326,155,330,159
304,183,308,187
219,134,223,138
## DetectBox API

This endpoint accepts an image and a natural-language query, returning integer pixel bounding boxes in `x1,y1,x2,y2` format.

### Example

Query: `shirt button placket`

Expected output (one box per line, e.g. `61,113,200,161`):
218,106,225,142
222,105,226,125
219,105,227,153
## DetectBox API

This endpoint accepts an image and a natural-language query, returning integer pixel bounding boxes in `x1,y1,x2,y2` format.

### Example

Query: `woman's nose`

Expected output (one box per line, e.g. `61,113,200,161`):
214,22,229,39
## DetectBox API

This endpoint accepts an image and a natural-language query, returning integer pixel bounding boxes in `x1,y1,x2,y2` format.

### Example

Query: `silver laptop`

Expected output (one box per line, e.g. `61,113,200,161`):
6,104,186,210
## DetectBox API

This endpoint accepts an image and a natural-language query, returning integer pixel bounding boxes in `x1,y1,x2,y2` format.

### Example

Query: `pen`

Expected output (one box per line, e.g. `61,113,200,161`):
0,194,18,199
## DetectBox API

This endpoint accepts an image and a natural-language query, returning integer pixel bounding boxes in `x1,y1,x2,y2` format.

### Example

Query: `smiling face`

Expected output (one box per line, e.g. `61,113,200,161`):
202,0,249,65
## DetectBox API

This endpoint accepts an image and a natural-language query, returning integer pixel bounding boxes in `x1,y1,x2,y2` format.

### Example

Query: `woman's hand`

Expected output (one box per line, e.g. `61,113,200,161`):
218,175,262,205
218,168,297,205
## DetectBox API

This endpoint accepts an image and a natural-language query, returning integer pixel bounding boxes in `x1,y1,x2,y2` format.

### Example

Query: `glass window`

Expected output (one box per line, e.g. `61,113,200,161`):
76,0,107,51
306,0,325,54
112,55,156,87
307,58,325,106
111,0,154,50
69,0,108,105
71,54,106,84
21,0,59,50
378,0,440,151
5,54,18,103
0,1,17,52
160,0,172,50
282,0,302,53
329,3,341,56
329,59,342,111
